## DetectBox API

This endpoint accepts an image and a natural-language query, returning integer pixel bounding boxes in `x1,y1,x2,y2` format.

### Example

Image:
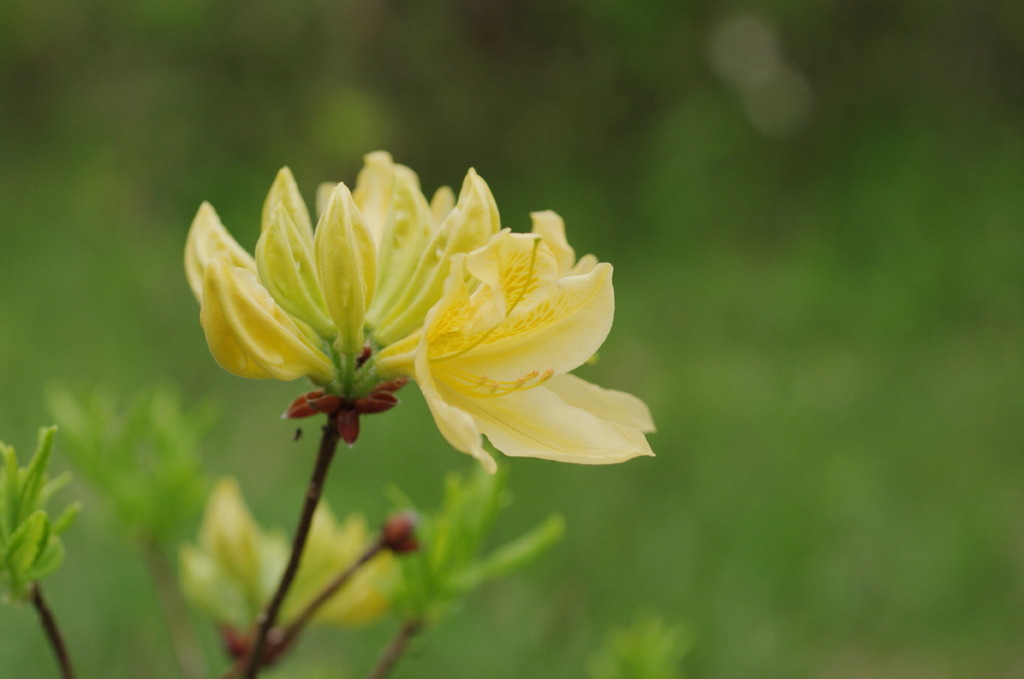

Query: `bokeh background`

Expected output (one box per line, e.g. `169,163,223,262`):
2,1,1024,677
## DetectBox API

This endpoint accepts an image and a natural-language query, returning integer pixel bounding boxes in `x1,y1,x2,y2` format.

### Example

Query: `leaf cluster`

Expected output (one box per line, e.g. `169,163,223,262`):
391,463,564,622
47,386,213,545
587,616,690,679
0,427,79,602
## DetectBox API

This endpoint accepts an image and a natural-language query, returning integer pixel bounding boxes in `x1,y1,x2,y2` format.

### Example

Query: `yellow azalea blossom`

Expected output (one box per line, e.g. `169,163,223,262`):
375,213,655,472
179,478,395,628
185,151,499,392
186,152,654,468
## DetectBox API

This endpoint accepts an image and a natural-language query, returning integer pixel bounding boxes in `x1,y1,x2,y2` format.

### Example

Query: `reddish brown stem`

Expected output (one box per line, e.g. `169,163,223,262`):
274,538,385,653
363,619,423,679
241,418,341,678
29,582,74,679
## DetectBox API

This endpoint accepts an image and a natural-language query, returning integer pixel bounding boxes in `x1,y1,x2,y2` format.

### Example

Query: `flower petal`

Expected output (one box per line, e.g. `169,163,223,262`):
367,165,436,325
314,183,377,355
197,478,264,603
429,257,615,381
372,168,500,346
261,166,313,240
184,202,255,301
315,182,335,220
546,373,656,432
255,203,334,338
352,151,395,245
461,232,559,334
445,384,653,465
430,185,455,225
530,210,577,274
200,260,334,382
414,348,496,472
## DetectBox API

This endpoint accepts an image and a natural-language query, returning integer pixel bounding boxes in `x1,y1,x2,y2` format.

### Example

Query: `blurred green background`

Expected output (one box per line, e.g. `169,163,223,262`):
2,1,1024,677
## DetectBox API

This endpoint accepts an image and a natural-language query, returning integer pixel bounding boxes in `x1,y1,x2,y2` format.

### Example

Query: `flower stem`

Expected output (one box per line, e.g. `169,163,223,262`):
275,537,385,652
29,582,74,679
363,619,423,679
242,418,341,678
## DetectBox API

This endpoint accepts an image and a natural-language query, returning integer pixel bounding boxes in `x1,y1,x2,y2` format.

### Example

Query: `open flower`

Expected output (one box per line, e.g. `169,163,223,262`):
185,153,654,468
376,213,655,472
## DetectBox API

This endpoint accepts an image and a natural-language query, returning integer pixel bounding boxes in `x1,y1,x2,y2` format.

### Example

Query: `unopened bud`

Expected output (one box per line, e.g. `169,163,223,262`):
219,624,249,659
335,409,360,446
382,512,420,554
282,390,344,419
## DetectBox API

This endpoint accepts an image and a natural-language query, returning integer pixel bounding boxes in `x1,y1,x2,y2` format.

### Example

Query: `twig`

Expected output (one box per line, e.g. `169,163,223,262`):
275,537,385,652
29,582,74,679
364,619,423,679
242,418,341,678
142,541,207,679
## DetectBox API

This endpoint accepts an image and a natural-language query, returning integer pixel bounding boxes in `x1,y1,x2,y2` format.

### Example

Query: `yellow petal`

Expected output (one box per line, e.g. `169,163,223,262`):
313,183,377,355
352,151,395,244
430,185,455,225
287,512,395,626
372,169,500,345
414,348,496,472
184,202,255,300
425,235,615,380
261,167,313,239
200,260,334,382
545,373,656,432
572,253,599,274
446,384,654,465
530,210,577,274
315,182,335,220
461,232,560,334
366,165,436,326
197,478,264,604
255,203,334,338
461,263,613,379
179,544,250,626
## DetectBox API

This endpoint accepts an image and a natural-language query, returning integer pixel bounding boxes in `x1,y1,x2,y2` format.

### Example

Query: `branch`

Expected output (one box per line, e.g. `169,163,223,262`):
242,418,341,678
29,582,74,679
275,537,385,652
364,619,423,679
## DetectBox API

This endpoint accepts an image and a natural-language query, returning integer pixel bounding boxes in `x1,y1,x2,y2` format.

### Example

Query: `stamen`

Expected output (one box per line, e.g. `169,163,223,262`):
444,366,555,398
429,238,542,364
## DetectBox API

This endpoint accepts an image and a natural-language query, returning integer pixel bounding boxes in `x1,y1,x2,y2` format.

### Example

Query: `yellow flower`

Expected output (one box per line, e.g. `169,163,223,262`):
179,478,395,628
376,212,655,472
186,152,654,468
185,152,498,393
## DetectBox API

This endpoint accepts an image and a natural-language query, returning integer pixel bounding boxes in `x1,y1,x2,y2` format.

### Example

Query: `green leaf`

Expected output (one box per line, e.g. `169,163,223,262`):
20,427,57,518
25,537,65,582
470,514,564,585
1,443,19,539
588,616,690,679
5,510,49,577
50,502,81,536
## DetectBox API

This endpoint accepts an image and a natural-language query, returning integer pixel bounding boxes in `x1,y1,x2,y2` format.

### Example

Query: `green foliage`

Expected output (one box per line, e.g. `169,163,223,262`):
588,616,690,679
391,464,564,622
47,385,214,545
0,427,79,602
